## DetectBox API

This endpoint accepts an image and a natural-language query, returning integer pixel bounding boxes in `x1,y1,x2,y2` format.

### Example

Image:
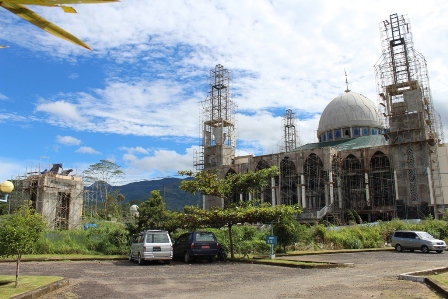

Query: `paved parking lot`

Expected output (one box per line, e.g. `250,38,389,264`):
3,251,448,299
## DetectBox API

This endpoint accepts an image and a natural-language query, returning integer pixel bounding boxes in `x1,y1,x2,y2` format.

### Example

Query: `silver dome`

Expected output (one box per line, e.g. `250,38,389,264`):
317,91,385,139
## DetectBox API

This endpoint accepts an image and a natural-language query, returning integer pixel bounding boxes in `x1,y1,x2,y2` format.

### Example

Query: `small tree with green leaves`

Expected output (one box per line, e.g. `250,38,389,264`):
0,205,46,287
82,160,125,218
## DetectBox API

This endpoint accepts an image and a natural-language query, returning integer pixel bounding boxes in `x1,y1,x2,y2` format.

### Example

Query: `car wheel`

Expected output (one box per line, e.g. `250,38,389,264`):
129,251,134,262
184,252,192,263
395,244,403,252
436,250,444,254
138,253,145,265
421,245,429,253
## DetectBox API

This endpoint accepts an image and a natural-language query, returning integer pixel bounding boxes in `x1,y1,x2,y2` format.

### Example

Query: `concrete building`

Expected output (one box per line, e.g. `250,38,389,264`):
195,14,448,223
20,164,84,229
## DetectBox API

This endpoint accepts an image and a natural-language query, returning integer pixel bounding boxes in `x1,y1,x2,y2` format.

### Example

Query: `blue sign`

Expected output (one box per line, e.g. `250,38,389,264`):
266,235,278,245
83,223,98,230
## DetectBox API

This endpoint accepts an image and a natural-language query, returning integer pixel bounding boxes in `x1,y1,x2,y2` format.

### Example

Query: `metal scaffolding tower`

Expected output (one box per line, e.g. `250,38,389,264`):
281,109,301,152
197,64,236,171
374,13,444,219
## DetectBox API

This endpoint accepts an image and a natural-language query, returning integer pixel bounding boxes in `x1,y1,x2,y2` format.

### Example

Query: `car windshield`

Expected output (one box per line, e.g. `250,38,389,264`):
417,232,434,239
195,232,216,242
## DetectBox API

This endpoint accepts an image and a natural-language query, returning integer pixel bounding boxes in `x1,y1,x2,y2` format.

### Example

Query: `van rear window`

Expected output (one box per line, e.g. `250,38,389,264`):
195,232,216,242
152,234,170,243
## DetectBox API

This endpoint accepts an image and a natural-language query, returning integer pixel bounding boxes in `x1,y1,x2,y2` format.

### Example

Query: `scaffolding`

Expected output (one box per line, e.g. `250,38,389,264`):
197,64,236,170
374,13,444,219
280,109,301,152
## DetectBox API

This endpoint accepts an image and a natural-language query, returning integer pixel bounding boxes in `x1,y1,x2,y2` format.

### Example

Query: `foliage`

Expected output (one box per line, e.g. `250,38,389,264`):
82,160,125,217
178,167,279,207
273,215,302,251
0,205,46,287
34,221,129,255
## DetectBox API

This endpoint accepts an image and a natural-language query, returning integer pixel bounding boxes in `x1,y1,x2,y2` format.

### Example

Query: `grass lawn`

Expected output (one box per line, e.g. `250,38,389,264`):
427,271,448,285
0,275,63,299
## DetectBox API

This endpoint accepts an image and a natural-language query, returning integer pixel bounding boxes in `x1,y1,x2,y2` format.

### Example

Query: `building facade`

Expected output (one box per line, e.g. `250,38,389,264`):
196,14,448,223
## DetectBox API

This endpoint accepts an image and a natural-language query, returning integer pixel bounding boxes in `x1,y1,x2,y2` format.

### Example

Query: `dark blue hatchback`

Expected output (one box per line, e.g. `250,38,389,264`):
173,231,219,263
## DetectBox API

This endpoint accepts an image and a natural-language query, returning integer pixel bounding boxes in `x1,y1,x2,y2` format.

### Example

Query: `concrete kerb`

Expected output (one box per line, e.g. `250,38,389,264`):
399,267,448,298
230,257,354,269
10,278,69,299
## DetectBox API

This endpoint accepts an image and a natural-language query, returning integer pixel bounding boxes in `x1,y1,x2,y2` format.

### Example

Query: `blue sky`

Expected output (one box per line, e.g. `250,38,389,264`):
1,0,448,185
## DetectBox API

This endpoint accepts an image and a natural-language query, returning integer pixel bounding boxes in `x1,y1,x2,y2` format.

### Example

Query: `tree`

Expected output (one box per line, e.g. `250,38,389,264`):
133,190,182,234
0,205,46,287
181,203,301,258
179,166,279,207
82,160,125,217
273,215,302,252
178,166,301,258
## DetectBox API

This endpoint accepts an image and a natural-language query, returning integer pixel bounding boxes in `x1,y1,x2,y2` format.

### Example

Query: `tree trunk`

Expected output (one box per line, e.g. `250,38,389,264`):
15,253,21,287
228,224,234,258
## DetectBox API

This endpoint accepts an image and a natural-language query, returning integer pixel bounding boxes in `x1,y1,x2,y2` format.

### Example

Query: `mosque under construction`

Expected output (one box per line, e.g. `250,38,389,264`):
194,13,448,223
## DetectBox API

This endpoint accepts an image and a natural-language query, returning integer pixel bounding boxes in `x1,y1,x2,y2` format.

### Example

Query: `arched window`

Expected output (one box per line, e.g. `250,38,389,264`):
335,130,341,139
344,129,350,137
322,134,327,142
354,128,359,136
371,128,376,135
363,128,368,135
329,132,333,140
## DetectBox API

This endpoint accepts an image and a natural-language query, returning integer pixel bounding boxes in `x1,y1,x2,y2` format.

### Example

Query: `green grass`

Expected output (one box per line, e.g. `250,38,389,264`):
0,275,63,299
426,272,448,285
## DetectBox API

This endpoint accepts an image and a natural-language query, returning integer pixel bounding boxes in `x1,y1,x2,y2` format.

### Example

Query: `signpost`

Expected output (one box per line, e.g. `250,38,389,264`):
266,221,277,259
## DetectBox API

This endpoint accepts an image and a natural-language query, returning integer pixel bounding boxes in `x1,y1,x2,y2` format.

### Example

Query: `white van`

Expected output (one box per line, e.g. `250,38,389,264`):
129,230,173,265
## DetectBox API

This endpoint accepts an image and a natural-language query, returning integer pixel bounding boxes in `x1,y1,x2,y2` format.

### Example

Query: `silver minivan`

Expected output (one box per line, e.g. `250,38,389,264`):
129,230,173,265
391,230,446,253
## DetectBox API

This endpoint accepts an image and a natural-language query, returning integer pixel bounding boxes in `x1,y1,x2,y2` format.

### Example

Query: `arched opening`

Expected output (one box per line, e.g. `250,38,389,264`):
256,160,272,204
342,154,366,218
304,154,325,208
280,157,298,205
369,151,395,221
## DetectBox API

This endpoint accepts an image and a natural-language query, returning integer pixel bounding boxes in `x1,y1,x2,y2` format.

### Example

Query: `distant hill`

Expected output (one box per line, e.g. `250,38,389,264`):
86,177,202,211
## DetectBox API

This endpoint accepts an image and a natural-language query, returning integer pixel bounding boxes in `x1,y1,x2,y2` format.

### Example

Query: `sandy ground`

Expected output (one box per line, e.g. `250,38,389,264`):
2,251,447,299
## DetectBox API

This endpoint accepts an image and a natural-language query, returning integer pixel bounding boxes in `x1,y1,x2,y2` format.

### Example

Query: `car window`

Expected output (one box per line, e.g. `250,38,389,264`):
153,234,170,243
408,232,417,239
394,232,402,238
195,232,216,242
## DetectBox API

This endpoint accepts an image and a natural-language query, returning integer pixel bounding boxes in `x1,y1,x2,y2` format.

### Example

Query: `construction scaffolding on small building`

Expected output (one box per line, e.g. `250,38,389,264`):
19,164,84,229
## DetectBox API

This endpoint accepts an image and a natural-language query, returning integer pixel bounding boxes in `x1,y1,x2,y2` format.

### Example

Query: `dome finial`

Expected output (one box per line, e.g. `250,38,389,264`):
344,69,350,93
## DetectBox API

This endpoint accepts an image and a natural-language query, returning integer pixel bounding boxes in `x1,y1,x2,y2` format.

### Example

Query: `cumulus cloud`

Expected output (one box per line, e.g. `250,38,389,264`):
75,146,101,155
57,135,81,146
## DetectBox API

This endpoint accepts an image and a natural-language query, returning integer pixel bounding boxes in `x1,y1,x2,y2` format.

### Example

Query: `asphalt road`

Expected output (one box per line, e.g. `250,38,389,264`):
3,251,448,299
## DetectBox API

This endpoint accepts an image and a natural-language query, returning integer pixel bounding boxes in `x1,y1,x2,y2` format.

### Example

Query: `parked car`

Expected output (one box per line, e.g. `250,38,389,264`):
391,230,446,253
129,230,173,265
173,231,219,263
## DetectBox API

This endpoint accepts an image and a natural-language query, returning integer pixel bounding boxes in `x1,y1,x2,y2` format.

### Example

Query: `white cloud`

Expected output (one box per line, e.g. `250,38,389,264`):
56,135,81,146
75,146,101,155
35,100,88,123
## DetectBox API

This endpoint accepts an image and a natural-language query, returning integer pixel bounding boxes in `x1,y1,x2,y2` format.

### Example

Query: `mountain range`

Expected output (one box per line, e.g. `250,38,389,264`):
109,177,201,211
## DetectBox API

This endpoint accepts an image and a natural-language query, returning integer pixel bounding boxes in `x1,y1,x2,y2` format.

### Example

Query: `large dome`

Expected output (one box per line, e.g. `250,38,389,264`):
317,91,385,141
